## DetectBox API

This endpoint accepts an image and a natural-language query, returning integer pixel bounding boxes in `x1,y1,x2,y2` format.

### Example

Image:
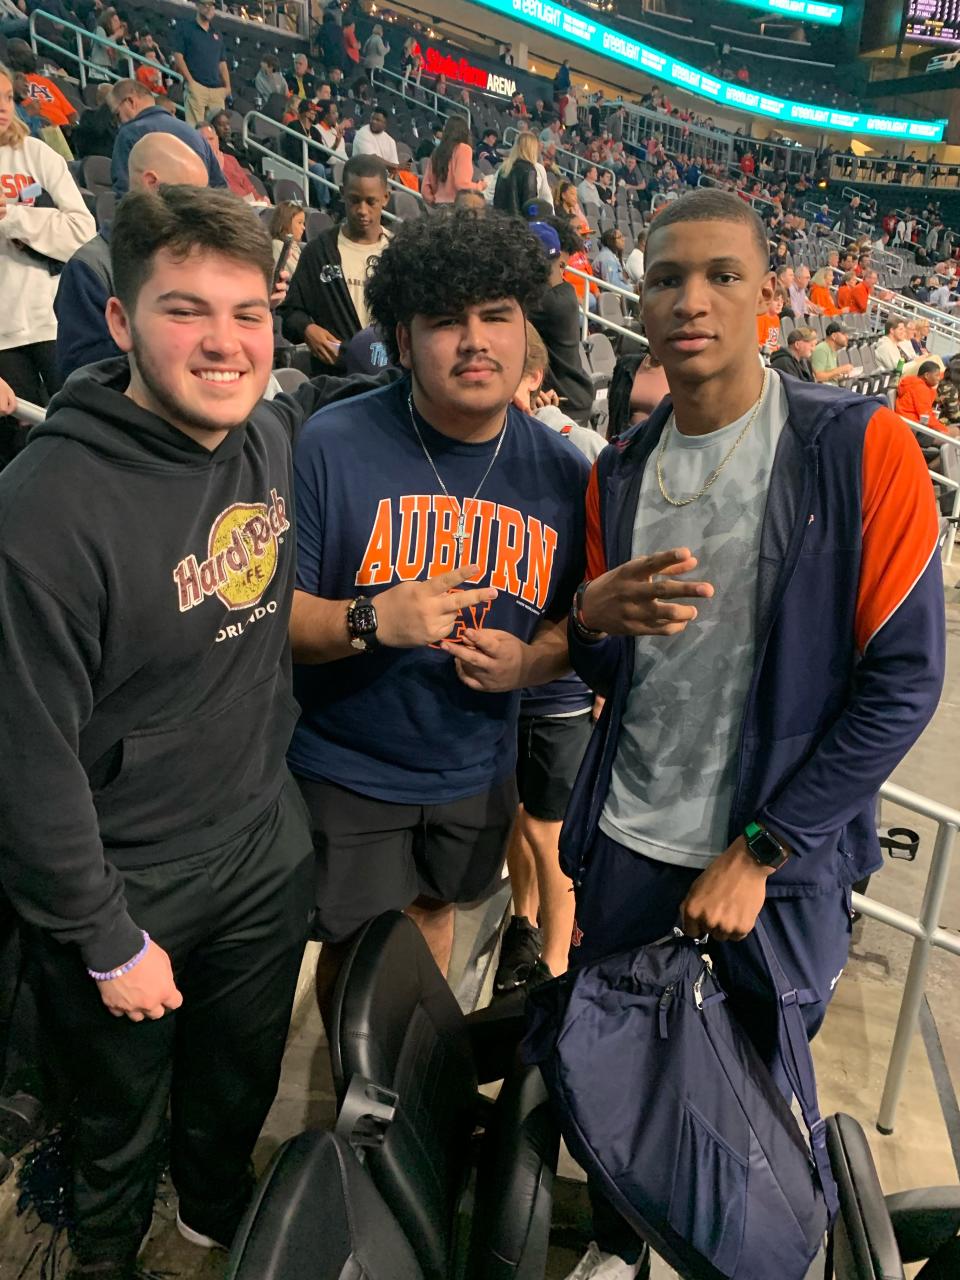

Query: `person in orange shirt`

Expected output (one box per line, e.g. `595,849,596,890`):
756,290,784,351
809,267,843,316
838,269,874,314
896,362,958,437
7,40,76,129
135,53,166,97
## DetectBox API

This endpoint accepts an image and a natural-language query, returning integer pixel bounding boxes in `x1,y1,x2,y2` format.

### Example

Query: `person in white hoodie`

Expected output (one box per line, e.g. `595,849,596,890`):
0,63,95,406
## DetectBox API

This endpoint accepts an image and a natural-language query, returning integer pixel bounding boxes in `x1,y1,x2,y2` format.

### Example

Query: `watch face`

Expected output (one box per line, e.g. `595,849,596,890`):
349,598,379,650
749,828,787,868
352,601,377,635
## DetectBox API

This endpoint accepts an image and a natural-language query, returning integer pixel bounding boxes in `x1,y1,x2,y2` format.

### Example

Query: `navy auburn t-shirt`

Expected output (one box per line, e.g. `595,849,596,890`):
290,376,590,803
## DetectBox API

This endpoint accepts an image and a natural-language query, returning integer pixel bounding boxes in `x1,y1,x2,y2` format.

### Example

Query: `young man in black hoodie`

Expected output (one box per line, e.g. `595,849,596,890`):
280,152,391,374
0,186,313,1280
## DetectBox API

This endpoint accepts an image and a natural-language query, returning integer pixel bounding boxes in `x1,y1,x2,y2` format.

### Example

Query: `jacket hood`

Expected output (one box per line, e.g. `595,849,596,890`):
30,357,250,468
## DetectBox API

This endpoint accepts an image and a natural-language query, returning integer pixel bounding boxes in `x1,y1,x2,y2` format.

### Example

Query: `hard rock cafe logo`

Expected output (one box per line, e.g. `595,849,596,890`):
173,490,290,613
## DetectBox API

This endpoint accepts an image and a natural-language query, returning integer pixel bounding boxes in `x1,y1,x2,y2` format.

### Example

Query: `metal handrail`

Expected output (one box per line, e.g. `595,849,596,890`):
29,10,184,97
566,265,644,344
13,398,45,425
241,111,423,210
368,67,470,128
870,291,960,345
863,783,960,1134
830,154,960,191
502,126,617,188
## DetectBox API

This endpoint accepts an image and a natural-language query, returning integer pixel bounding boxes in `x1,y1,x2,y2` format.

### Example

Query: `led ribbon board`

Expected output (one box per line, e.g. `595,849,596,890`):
479,0,945,141
726,0,844,25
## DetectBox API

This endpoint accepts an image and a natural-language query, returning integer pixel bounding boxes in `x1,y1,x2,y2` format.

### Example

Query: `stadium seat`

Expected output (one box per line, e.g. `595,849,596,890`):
272,177,305,205
272,367,308,394
95,191,116,229
584,333,617,388
227,1130,425,1280
329,911,560,1280
388,189,422,221
597,292,626,325
826,1113,960,1279
305,208,334,240
82,155,112,194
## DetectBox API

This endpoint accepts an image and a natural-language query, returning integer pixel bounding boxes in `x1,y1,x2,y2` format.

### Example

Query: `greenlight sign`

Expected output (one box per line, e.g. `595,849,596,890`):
726,0,843,25
482,0,945,141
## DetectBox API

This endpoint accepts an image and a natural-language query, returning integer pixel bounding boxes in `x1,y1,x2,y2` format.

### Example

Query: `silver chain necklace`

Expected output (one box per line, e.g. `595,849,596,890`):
407,394,508,565
656,372,768,508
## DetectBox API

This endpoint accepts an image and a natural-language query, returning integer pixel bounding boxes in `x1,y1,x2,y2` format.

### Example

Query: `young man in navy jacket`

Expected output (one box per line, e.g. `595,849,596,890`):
560,190,945,1280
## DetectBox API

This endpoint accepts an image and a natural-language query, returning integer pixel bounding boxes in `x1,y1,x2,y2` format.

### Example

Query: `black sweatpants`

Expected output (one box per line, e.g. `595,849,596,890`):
27,777,313,1266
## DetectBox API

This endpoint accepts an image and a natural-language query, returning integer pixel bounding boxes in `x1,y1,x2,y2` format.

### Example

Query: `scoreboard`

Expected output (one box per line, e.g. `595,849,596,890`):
906,0,960,43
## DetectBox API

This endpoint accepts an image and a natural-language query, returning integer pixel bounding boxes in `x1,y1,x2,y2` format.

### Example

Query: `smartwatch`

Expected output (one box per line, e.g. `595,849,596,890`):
347,596,380,652
743,821,789,870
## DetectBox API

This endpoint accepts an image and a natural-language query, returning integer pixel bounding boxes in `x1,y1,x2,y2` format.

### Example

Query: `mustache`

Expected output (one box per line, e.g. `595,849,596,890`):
452,358,503,375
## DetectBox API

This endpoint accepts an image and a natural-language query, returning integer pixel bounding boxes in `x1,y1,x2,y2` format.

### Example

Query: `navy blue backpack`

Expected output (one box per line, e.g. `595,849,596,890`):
525,923,839,1280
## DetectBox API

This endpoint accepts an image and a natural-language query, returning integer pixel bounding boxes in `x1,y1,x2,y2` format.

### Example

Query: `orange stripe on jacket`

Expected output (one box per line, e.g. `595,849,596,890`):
585,461,607,581
856,408,940,653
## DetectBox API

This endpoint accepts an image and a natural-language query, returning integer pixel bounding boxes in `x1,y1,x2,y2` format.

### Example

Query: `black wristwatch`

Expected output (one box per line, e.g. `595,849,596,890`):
347,596,379,652
743,820,789,870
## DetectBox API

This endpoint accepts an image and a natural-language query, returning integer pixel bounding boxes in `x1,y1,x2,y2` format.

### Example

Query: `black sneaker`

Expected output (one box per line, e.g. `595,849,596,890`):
494,915,543,994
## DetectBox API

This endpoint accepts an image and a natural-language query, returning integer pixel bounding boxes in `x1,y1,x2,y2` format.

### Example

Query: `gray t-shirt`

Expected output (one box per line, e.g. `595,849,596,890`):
599,370,789,868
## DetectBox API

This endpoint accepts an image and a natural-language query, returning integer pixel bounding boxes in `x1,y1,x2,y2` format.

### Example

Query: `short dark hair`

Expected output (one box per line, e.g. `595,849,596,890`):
261,53,279,71
884,316,903,334
647,189,768,264
370,108,387,120
919,360,940,376
825,322,847,337
298,99,315,117
365,209,549,361
342,153,388,189
111,185,274,311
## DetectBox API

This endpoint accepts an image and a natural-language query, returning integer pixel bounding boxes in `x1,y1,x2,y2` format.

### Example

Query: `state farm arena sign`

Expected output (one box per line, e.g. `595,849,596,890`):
423,46,517,97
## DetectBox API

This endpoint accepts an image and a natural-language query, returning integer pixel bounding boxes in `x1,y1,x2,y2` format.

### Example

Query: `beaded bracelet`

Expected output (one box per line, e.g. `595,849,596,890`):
87,931,151,982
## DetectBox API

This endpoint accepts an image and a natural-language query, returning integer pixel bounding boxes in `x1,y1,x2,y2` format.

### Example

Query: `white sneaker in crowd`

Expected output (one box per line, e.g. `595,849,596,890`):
563,1241,647,1280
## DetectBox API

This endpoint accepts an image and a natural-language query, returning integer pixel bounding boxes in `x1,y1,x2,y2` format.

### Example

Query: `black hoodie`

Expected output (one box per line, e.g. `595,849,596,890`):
0,360,303,972
279,226,361,376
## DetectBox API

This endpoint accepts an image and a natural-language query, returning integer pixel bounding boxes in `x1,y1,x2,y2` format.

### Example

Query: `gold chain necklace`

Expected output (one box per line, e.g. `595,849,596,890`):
656,372,768,508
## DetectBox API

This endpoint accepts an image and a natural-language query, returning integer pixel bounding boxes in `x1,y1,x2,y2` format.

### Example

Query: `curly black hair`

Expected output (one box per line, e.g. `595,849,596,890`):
365,209,550,361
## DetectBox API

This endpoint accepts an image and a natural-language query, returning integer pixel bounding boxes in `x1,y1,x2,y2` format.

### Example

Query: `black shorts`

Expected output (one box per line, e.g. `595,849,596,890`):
296,775,518,944
516,709,593,823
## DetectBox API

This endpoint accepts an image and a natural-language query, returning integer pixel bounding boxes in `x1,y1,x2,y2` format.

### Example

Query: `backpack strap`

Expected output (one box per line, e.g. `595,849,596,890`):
753,920,840,1220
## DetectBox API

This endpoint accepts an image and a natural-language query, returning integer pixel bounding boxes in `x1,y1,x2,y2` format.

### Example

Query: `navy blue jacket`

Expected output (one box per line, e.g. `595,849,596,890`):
563,378,945,898
54,224,119,378
111,106,227,195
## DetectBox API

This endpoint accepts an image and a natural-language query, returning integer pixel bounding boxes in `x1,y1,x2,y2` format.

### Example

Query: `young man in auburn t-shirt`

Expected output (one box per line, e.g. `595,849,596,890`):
280,154,391,373
288,210,590,1012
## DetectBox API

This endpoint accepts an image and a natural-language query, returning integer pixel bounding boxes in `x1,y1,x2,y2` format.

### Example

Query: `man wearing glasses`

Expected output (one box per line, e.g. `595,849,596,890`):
107,79,226,195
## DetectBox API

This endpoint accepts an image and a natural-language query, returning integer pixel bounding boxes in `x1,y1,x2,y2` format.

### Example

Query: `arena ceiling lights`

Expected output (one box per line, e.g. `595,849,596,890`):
726,0,844,26
483,0,946,141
